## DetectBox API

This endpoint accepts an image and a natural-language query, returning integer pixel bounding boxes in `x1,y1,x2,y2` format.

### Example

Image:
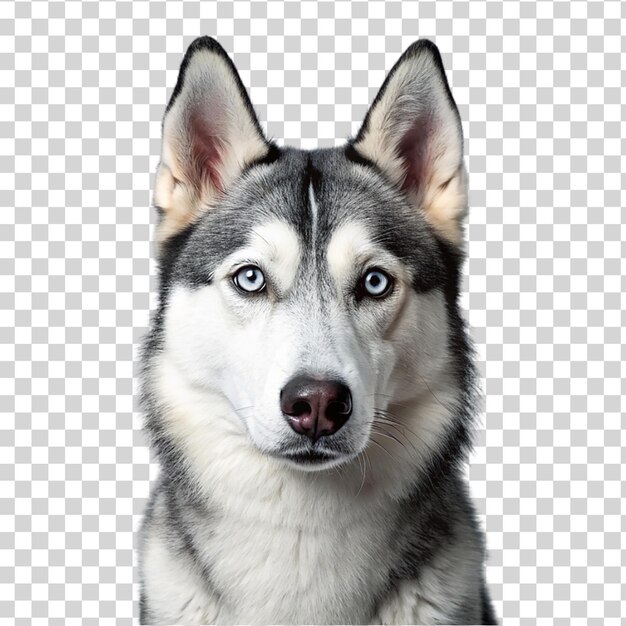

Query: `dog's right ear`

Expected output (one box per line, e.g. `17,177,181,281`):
154,37,272,245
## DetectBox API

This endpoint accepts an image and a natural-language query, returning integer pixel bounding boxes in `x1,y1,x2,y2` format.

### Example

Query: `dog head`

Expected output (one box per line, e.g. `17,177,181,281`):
143,37,473,478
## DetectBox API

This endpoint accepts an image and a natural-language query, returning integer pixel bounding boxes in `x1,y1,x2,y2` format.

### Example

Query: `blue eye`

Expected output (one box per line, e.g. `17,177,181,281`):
233,265,266,293
362,269,393,298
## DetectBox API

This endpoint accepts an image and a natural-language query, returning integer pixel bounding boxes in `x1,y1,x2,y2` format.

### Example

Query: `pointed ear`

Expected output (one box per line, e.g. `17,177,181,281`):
352,40,467,247
154,37,273,244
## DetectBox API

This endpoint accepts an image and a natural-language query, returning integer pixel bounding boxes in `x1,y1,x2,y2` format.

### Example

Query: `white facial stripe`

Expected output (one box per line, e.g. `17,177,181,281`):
308,178,318,248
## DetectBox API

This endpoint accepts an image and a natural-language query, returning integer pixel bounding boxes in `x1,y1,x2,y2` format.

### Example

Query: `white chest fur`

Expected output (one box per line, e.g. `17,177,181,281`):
183,485,395,625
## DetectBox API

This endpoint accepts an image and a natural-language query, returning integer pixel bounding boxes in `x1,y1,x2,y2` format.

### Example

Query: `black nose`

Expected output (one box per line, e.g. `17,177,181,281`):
280,375,352,442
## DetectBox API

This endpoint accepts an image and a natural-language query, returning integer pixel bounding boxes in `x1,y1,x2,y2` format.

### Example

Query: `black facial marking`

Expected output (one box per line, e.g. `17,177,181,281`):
242,141,282,171
343,141,381,172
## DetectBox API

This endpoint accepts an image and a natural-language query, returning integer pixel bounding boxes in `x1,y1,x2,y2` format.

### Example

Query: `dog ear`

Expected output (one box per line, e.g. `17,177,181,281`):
352,40,467,247
154,37,272,244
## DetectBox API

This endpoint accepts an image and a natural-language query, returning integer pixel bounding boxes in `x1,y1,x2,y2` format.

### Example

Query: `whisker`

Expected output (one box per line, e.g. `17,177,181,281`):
368,438,394,459
414,374,458,413
373,412,429,447
374,408,442,440
364,449,372,478
365,393,411,409
354,451,367,498
233,404,256,414
374,410,452,474
371,421,415,453
370,424,407,451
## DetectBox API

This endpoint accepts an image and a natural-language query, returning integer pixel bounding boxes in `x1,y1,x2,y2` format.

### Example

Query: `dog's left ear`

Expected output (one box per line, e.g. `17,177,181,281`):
352,40,467,247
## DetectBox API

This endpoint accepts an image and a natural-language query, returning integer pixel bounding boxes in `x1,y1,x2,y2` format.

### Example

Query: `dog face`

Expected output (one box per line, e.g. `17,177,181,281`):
144,38,469,473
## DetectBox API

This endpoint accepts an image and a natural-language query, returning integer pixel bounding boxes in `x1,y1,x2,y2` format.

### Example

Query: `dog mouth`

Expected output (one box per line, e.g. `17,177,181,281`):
282,449,336,465
270,442,354,471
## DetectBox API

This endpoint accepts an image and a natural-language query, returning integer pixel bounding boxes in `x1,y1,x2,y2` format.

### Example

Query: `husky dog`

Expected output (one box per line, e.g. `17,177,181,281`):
138,36,496,625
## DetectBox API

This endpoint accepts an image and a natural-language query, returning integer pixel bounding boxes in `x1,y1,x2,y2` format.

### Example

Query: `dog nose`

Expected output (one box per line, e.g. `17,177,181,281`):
280,375,352,442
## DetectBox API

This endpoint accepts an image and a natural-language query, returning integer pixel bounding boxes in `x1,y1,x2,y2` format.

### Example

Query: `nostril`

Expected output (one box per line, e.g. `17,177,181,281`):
291,400,312,417
326,399,351,419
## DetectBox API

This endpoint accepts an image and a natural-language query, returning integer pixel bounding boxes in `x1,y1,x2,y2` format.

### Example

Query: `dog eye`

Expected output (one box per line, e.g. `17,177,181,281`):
361,269,393,298
233,265,266,293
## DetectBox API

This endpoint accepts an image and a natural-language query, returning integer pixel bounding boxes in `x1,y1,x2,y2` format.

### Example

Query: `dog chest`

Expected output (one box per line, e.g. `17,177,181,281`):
203,510,392,624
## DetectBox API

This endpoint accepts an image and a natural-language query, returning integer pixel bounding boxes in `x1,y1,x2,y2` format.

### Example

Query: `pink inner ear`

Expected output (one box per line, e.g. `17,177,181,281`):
188,110,225,193
397,114,436,194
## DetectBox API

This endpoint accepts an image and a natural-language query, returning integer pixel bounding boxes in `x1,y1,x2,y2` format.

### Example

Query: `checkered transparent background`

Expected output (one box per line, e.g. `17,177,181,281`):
1,0,624,623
